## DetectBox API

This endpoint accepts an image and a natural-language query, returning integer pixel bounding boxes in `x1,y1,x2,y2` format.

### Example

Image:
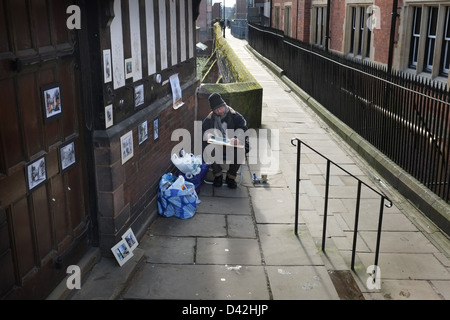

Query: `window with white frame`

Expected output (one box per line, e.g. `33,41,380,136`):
441,7,450,74
313,6,326,47
348,6,372,59
284,5,292,37
408,5,450,77
274,5,280,30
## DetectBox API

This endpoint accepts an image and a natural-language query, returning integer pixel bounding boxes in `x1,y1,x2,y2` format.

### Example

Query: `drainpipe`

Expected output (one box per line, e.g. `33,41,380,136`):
296,0,299,39
325,0,331,52
223,0,226,38
388,0,399,73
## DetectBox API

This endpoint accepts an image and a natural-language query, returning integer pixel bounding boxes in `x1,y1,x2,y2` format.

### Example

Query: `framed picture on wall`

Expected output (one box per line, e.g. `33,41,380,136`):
42,83,63,123
111,239,134,267
103,49,112,83
26,155,47,193
138,120,148,145
153,118,159,140
120,130,134,164
105,104,113,128
59,139,76,173
134,84,144,108
125,58,133,79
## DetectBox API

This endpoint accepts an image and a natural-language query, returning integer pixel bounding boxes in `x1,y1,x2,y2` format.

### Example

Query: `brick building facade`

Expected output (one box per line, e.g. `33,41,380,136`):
270,0,450,86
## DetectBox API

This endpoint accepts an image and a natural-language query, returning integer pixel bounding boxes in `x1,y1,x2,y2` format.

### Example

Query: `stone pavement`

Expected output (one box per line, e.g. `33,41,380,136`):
54,29,450,302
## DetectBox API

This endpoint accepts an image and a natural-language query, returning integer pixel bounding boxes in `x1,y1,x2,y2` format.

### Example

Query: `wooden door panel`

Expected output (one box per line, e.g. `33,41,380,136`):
46,148,59,179
8,0,32,53
50,0,71,45
0,79,23,172
50,175,70,247
44,120,61,148
0,1,8,52
0,170,26,207
12,197,35,281
59,62,77,138
31,0,52,48
66,164,85,233
0,214,14,295
32,186,52,260
17,73,42,157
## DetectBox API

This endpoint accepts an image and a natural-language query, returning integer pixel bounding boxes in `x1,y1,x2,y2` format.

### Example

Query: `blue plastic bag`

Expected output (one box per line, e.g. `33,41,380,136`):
176,163,210,194
157,173,198,219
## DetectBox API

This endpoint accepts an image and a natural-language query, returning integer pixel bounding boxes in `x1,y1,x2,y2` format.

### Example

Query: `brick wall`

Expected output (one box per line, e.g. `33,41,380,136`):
94,80,199,255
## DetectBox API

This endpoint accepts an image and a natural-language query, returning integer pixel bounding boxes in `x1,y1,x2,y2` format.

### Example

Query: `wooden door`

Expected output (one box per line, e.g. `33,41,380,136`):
0,0,91,299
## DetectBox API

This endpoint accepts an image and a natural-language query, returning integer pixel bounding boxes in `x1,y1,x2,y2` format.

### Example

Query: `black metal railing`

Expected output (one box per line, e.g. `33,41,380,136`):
291,138,393,272
249,23,450,204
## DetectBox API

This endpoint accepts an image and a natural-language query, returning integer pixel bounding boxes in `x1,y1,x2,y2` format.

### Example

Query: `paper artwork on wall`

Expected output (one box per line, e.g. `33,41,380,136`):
170,73,184,110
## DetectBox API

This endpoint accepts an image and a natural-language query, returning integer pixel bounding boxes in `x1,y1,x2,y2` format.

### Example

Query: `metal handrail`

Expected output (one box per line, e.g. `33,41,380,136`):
291,137,393,272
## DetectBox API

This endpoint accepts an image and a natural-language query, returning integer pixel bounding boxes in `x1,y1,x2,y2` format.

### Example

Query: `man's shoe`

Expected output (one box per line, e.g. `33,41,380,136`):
226,177,237,189
213,175,223,187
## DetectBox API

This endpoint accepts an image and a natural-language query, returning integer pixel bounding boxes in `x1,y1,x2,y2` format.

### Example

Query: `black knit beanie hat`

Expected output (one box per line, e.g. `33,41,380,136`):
208,93,226,111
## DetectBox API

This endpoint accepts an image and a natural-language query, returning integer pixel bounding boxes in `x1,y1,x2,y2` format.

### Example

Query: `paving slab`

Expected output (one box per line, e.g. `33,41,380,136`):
227,215,257,238
122,264,270,300
358,252,450,280
196,238,262,265
258,224,324,266
379,279,444,300
139,235,195,264
250,187,297,224
267,266,340,300
196,196,252,215
148,213,227,237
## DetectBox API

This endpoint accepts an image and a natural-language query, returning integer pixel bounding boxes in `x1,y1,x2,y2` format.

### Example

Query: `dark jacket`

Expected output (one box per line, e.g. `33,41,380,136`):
202,107,249,153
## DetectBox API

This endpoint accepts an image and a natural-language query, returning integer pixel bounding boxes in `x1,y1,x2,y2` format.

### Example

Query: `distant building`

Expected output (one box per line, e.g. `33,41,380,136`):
271,0,450,86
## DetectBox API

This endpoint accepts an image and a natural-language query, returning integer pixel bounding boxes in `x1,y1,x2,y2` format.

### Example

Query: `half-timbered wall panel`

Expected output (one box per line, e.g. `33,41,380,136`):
180,0,187,62
146,0,157,75
188,0,194,59
103,0,196,125
170,0,177,66
111,0,126,89
129,0,143,81
159,0,168,70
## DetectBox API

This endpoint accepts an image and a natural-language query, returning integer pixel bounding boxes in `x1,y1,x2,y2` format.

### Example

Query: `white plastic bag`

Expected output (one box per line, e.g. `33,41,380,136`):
171,150,202,176
169,175,186,190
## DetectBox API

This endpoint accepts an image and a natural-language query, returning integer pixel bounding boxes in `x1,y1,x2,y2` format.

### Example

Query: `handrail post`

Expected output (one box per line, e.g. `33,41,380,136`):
322,160,331,251
351,181,362,270
292,138,302,235
374,197,386,267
